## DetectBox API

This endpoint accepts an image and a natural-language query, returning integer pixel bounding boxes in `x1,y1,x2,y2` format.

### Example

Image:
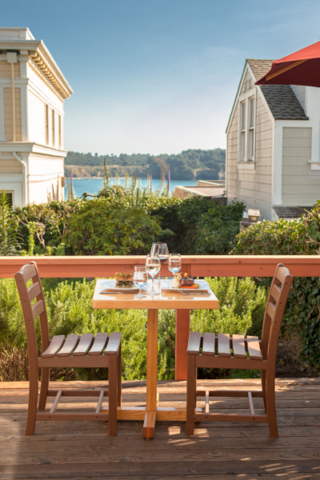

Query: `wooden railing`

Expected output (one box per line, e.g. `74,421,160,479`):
1,255,320,380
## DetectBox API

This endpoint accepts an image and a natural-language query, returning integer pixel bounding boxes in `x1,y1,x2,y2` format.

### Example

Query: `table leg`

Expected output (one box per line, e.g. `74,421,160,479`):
143,309,158,439
175,309,190,381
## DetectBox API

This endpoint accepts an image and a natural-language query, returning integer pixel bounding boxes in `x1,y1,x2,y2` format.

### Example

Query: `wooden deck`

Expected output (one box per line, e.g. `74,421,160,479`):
0,378,320,479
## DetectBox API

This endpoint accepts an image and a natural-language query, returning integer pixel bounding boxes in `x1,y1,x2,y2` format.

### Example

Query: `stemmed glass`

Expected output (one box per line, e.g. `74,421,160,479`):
150,243,169,284
133,266,149,299
145,254,161,295
168,253,181,278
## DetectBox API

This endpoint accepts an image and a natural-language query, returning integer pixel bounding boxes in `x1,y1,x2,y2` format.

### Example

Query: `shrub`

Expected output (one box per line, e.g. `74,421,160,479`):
231,202,320,366
0,276,266,381
0,190,21,255
63,198,164,255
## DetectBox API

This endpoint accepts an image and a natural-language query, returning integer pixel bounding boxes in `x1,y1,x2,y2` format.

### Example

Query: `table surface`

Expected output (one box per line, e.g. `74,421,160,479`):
92,279,219,310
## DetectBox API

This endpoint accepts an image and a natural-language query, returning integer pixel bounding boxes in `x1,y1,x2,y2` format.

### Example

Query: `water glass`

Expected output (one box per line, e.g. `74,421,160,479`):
168,253,181,278
145,254,161,295
133,266,149,299
150,243,169,284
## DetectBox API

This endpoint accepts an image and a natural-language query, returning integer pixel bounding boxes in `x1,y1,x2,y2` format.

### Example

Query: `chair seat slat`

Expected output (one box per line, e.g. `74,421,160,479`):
41,335,65,358
105,332,122,355
232,334,247,358
218,333,231,357
32,300,45,321
56,334,80,357
88,332,108,355
202,332,215,355
247,336,263,360
187,332,202,354
28,282,41,303
73,333,94,356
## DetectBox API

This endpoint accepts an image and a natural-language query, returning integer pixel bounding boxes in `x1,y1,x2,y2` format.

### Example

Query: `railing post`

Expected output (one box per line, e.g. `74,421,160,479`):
175,309,190,381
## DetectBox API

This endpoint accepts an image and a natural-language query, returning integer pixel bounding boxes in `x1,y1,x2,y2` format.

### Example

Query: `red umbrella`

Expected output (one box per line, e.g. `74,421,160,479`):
256,41,320,87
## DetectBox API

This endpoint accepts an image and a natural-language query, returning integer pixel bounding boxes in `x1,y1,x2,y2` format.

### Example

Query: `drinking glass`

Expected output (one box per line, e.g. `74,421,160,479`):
145,254,161,295
133,266,149,299
168,253,181,278
150,243,169,284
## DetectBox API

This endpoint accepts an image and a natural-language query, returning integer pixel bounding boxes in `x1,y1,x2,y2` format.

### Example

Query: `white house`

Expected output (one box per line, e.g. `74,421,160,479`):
0,27,73,207
226,58,320,220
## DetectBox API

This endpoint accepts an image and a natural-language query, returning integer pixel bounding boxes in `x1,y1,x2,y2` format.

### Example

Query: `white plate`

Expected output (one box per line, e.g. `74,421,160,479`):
100,279,140,293
161,279,211,293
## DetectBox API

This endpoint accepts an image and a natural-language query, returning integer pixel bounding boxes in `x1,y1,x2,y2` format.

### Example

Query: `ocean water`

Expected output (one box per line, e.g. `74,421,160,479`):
64,177,197,198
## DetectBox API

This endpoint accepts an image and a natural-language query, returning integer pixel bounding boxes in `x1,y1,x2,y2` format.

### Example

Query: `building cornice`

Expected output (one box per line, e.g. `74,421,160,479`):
0,39,73,100
0,142,68,157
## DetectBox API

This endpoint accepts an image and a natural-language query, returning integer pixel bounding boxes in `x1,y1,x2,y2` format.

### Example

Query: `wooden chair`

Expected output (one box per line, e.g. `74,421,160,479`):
186,264,293,438
15,261,122,436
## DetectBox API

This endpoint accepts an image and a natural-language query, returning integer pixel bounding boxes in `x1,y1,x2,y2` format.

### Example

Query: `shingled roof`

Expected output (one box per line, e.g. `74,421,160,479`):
247,59,308,120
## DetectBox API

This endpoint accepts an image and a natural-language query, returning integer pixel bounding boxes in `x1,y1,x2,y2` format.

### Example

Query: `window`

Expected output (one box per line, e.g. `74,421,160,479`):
248,97,255,161
239,101,246,162
238,94,255,164
51,109,55,146
58,115,62,149
45,105,49,145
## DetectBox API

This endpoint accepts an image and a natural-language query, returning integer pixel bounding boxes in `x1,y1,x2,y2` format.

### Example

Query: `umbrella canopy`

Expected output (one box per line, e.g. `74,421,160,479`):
256,41,320,87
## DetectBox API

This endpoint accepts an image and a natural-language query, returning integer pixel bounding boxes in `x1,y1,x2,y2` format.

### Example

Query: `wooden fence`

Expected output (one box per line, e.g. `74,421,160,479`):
1,255,320,380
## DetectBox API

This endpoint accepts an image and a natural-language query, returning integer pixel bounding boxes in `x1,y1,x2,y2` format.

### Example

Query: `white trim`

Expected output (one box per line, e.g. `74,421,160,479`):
0,174,23,181
237,162,255,170
0,141,67,156
0,86,4,141
28,80,64,115
20,85,28,141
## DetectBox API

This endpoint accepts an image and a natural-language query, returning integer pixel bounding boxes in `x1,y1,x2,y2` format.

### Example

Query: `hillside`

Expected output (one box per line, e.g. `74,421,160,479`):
65,149,225,181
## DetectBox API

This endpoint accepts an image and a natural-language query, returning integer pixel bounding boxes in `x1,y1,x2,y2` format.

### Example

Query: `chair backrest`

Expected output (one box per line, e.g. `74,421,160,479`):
260,264,293,366
15,262,50,370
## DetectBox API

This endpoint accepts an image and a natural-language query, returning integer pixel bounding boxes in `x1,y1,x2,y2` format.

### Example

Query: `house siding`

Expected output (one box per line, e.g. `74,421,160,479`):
28,90,47,144
240,69,254,94
3,87,22,141
227,80,274,219
282,127,320,205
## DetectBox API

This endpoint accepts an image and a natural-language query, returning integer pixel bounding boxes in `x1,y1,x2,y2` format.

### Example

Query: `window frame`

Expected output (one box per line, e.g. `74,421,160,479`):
238,88,256,167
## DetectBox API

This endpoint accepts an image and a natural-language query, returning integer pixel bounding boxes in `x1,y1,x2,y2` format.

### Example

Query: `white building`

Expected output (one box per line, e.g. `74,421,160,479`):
0,27,73,207
226,59,320,220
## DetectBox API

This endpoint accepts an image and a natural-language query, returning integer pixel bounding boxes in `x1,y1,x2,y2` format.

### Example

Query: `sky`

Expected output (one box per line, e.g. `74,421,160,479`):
2,0,320,155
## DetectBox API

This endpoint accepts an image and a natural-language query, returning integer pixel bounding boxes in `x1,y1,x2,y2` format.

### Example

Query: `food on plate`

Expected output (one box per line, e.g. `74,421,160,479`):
171,272,182,288
115,272,134,288
180,273,195,287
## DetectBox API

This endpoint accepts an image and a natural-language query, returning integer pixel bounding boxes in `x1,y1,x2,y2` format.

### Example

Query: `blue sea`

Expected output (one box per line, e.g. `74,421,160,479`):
64,178,197,198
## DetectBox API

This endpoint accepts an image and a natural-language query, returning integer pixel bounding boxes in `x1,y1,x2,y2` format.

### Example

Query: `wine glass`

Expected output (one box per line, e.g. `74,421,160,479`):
133,266,149,299
168,253,181,279
145,254,161,295
150,243,169,284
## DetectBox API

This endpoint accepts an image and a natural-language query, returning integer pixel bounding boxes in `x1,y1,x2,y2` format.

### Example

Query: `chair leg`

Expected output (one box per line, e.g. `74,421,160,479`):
25,368,38,436
108,354,118,436
117,345,122,407
38,367,50,410
266,373,278,438
186,355,197,435
261,370,267,412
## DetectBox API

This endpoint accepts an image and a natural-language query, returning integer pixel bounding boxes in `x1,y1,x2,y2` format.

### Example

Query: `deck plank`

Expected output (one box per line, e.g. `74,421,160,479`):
0,379,319,479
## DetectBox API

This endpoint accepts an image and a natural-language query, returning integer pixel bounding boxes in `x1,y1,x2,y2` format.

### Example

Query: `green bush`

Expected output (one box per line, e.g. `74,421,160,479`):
7,187,245,256
0,276,266,381
63,198,164,255
231,202,320,366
